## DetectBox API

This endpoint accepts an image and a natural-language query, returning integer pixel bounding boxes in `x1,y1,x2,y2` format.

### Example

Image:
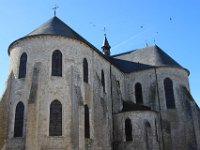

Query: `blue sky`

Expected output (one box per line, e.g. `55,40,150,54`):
0,0,200,106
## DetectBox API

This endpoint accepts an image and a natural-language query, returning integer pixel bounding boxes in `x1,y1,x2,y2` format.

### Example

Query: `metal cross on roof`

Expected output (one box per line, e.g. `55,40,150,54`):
103,27,106,36
52,5,59,16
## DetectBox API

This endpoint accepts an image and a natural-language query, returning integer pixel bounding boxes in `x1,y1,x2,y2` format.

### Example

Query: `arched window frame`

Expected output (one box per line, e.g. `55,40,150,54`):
52,50,62,77
18,52,27,79
125,118,133,141
83,58,88,83
135,82,143,104
84,104,90,138
164,78,176,109
49,100,62,136
14,102,24,137
101,70,105,92
144,121,153,150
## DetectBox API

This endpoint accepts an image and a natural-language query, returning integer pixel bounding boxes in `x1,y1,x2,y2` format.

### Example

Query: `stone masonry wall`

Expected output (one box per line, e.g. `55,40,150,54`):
113,111,160,150
0,73,13,150
4,34,200,150
7,36,113,150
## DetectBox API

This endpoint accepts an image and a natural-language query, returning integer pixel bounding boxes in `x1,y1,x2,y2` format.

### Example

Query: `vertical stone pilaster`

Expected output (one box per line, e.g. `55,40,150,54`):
79,105,85,150
25,104,37,150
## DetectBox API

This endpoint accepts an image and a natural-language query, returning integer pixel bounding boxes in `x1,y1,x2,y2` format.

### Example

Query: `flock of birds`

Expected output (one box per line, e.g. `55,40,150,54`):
89,17,173,48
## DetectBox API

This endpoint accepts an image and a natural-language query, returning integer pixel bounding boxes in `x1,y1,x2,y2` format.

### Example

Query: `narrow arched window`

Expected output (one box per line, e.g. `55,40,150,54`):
101,70,105,92
14,102,24,137
85,105,90,138
52,50,62,76
164,78,175,109
83,58,88,83
18,52,27,78
135,82,143,104
125,118,132,141
49,100,62,136
145,121,153,150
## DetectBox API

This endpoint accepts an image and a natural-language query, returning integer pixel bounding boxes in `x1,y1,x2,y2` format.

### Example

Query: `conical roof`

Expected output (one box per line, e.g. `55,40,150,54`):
27,16,87,42
102,35,111,49
8,16,98,54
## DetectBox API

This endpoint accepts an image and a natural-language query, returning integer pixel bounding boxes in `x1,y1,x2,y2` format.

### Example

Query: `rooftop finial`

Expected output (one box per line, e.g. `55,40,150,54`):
52,5,59,16
103,26,106,36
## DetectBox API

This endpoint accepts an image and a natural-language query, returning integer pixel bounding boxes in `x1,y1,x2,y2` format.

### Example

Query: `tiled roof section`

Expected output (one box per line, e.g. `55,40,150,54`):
8,16,186,74
110,57,152,73
111,45,184,72
27,16,88,43
8,16,104,57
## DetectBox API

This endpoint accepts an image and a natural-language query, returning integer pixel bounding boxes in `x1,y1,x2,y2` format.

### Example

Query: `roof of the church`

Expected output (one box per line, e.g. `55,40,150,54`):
111,45,187,73
110,58,152,73
8,16,188,74
8,16,100,55
27,16,85,41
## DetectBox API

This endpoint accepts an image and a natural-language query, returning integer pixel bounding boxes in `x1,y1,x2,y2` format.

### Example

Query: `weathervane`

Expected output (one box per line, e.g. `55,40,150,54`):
52,5,59,16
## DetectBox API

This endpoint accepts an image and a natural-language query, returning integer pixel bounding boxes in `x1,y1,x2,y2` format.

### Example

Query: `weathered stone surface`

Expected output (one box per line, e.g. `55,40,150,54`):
0,72,14,149
28,62,41,104
0,26,199,150
113,111,161,150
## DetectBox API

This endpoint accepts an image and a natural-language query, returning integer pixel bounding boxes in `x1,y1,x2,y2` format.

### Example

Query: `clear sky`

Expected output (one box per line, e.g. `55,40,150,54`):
0,0,200,106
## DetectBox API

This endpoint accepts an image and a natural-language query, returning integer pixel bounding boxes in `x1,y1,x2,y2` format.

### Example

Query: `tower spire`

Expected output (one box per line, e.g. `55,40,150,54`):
102,33,111,57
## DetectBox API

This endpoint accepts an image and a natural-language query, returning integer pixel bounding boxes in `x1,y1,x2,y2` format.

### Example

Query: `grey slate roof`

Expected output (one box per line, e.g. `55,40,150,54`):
8,16,187,74
111,45,185,73
27,16,89,44
8,16,103,56
110,58,152,73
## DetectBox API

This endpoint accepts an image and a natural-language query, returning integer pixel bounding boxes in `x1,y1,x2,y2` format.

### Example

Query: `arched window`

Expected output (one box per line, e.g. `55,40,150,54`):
49,100,62,136
14,102,24,137
135,82,143,104
83,58,88,83
52,50,62,76
164,78,175,109
18,52,27,78
145,121,153,150
85,105,90,138
125,118,132,141
101,70,105,92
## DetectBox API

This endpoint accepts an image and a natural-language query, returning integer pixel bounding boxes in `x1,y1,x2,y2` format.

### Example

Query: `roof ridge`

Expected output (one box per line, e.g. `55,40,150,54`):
111,49,136,57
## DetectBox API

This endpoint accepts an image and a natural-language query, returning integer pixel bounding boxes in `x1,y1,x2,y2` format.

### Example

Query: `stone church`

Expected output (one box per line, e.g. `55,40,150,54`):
0,16,200,150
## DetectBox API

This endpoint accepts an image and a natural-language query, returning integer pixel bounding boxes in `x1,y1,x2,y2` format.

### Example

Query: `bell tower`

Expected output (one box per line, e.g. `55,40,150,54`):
101,34,111,56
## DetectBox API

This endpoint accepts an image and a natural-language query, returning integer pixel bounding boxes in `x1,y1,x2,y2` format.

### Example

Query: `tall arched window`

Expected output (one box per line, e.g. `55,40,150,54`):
18,52,27,78
14,102,24,137
52,50,62,76
83,58,88,83
101,70,105,92
145,121,153,150
125,118,132,141
135,82,143,104
164,78,175,109
85,105,90,138
49,100,62,136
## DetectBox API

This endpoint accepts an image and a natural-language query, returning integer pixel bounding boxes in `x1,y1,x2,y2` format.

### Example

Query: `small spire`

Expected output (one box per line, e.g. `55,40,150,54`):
52,5,59,16
102,34,111,56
